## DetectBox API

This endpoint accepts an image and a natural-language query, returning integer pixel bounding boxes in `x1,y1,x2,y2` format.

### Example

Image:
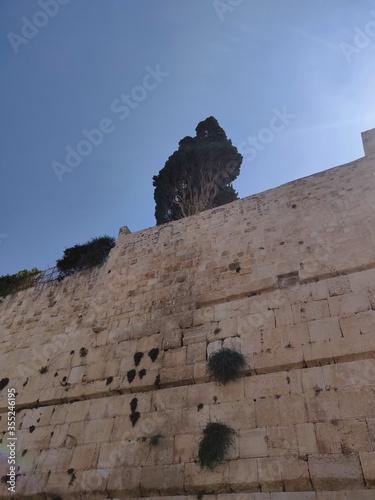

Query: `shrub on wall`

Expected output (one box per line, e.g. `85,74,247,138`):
198,422,234,469
0,268,42,298
207,348,246,384
56,236,115,277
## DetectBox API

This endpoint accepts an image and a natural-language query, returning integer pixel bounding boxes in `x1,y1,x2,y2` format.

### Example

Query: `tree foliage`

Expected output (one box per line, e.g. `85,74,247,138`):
56,235,115,277
153,116,243,225
0,268,42,298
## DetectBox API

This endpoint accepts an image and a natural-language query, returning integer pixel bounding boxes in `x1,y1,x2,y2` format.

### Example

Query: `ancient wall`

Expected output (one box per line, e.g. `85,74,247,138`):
1,130,375,499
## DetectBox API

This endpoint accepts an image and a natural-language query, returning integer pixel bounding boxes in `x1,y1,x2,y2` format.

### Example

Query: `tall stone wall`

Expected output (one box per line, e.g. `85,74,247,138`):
1,130,375,499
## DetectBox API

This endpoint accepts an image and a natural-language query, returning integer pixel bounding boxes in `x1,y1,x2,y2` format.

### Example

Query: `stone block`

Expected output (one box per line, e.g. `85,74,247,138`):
163,346,187,367
228,458,258,491
185,461,230,493
69,443,99,470
107,465,142,496
83,418,114,443
193,305,214,326
308,453,365,490
305,391,341,422
245,372,290,399
327,276,352,296
66,400,91,423
303,341,334,367
308,317,342,343
173,433,198,463
255,396,280,427
141,464,185,495
254,345,304,373
267,426,298,456
207,339,223,357
322,359,375,388
296,423,318,454
359,451,375,487
337,386,375,418
186,341,206,363
278,393,307,425
280,454,312,491
257,456,283,492
239,428,268,458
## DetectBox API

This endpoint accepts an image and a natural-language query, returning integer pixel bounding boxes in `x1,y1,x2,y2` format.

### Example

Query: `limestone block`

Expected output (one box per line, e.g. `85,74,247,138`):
173,433,198,463
308,453,365,490
327,276,352,296
146,435,174,466
98,439,147,468
239,428,268,458
300,300,330,322
187,382,216,406
257,456,283,492
212,400,256,430
337,386,375,418
315,422,342,453
193,306,214,326
79,468,111,494
16,472,49,496
50,423,69,448
159,364,194,387
329,292,370,317
272,494,315,500
348,268,375,293
303,341,334,367
274,302,294,327
256,397,280,427
68,421,86,445
141,464,185,495
163,346,187,367
194,361,208,383
359,451,375,487
107,465,142,496
254,345,304,373
228,458,258,491
308,317,342,343
209,317,237,341
184,461,230,493
245,372,290,399
223,336,242,352
66,400,91,423
182,324,207,346
267,426,298,456
367,417,375,449
278,394,307,425
280,454,312,491
207,340,223,357
357,310,375,334
187,341,206,363
305,391,341,422
296,423,318,455
68,365,85,385
322,359,375,388
69,443,100,470
83,418,114,443
339,315,361,338
301,366,325,392
152,385,189,411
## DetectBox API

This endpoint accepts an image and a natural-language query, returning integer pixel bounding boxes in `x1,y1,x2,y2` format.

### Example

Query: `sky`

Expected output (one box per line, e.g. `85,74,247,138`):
1,0,375,276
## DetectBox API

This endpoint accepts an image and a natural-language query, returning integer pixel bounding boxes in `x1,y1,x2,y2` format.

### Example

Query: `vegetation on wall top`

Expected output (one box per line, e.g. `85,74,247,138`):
0,268,42,298
56,235,115,277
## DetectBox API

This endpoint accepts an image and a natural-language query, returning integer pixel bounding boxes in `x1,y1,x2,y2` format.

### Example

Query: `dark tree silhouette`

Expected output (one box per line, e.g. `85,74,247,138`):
153,116,243,225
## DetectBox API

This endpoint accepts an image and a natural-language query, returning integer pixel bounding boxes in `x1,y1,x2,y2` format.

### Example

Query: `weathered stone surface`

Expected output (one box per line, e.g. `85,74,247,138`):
1,129,375,497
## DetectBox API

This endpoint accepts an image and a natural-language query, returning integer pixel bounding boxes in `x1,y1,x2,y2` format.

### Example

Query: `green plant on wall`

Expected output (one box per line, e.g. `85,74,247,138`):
56,235,115,277
207,348,246,384
0,268,42,298
198,421,234,469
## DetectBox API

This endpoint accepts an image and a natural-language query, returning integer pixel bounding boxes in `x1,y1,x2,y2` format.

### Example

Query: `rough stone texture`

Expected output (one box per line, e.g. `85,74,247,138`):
1,130,375,498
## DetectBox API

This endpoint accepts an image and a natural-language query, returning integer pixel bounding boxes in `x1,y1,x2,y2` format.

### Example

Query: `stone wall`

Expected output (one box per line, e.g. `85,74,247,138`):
1,129,375,499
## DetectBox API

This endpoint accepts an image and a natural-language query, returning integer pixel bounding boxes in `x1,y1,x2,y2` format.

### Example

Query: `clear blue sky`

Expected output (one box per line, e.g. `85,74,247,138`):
1,0,375,275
